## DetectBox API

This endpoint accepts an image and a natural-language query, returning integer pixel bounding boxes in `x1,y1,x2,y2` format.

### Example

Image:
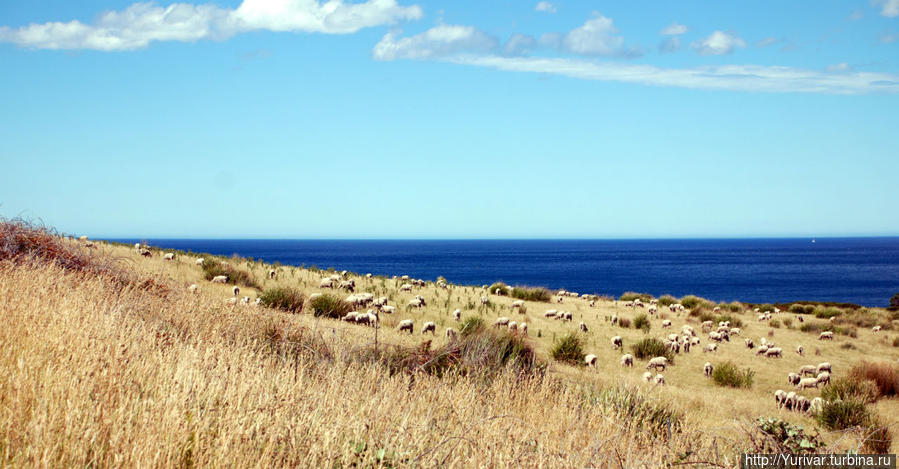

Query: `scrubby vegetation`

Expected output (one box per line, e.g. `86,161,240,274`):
510,286,552,302
550,333,585,365
305,293,352,319
633,313,651,332
630,337,673,362
711,361,754,388
618,317,632,328
848,361,899,398
201,256,258,289
620,292,653,302
259,286,305,313
749,417,823,454
488,282,510,295
821,377,878,404
658,294,678,306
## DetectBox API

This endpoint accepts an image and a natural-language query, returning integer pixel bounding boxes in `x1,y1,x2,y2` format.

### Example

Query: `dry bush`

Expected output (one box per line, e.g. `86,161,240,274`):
849,362,899,398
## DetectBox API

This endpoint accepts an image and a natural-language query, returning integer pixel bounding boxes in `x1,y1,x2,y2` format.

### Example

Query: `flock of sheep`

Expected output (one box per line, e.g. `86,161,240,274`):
125,243,886,421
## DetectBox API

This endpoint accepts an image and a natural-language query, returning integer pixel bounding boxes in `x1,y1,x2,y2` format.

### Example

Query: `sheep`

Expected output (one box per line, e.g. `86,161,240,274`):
816,371,831,386
798,365,818,377
796,396,810,413
704,344,718,353
654,374,666,385
400,283,413,292
745,338,755,349
268,269,276,279
589,300,595,307
784,391,798,410
621,354,634,367
241,296,251,304
366,273,372,279
788,373,801,386
357,312,379,326
544,309,558,318
704,362,713,378
342,312,359,322
611,336,623,350
765,347,783,358
774,390,788,408
816,362,832,374
381,305,396,314
226,297,238,305
408,298,424,309
188,284,199,293
709,331,724,342
519,322,528,336
511,300,524,309
872,325,882,333
701,320,714,331
642,371,653,383
661,320,672,328
682,337,692,353
134,243,141,249
338,280,355,292
646,356,667,372
162,252,175,261
493,317,510,328
729,328,741,336
610,315,619,325
681,325,696,336
445,327,457,339
422,321,436,335
809,397,824,415
453,309,461,321
140,250,152,257
756,345,769,356
796,345,804,356
818,331,833,340
480,296,489,305
374,296,388,307
797,377,819,390
648,305,658,315
195,258,204,266
232,286,240,296
579,322,589,333
319,278,334,289
666,340,680,354
562,311,573,322
508,321,518,331
585,354,597,367
397,319,414,334
667,333,680,343
255,298,262,305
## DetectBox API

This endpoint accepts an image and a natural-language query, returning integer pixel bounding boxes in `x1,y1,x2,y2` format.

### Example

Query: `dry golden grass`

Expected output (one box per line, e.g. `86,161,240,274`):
2,231,898,466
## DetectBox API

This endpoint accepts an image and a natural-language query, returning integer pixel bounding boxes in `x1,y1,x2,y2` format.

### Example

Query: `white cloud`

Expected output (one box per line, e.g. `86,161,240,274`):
0,0,423,51
660,22,688,36
692,30,746,55
756,37,777,48
503,33,537,56
535,2,557,14
876,0,899,17
561,14,638,57
445,55,899,95
827,62,852,72
658,36,680,53
372,24,497,60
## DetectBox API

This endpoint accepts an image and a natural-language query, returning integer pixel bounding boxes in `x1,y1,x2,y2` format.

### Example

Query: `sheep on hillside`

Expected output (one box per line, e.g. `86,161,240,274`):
621,354,634,367
654,374,666,385
704,362,713,378
818,331,833,340
493,317,510,328
453,308,461,321
797,378,819,390
579,322,588,333
446,327,457,339
585,354,597,367
646,356,668,372
422,322,436,335
397,319,414,334
817,362,832,374
195,258,204,266
611,336,623,350
232,286,240,296
188,284,198,293
163,253,175,260
704,344,718,353
798,365,817,377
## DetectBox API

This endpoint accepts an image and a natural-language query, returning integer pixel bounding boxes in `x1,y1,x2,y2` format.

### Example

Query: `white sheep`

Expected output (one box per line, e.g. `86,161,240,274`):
682,325,695,336
232,286,240,296
787,372,801,386
809,397,824,414
381,305,396,314
642,371,653,382
342,312,359,322
872,325,882,333
446,327,457,339
745,338,755,349
611,336,623,350
480,296,489,305
585,354,597,367
397,319,414,334
408,298,424,308
319,278,334,289
765,347,783,358
519,322,528,336
241,296,250,304
784,391,798,410
611,315,619,325
188,284,198,293
795,345,804,356
816,371,831,386
798,365,817,376
453,309,461,321
508,321,518,331
816,362,832,374
493,317,510,328
661,320,672,328
269,270,276,279
646,356,668,372
511,300,524,309
579,322,588,333
796,396,810,413
756,345,769,356
704,343,718,353
818,331,833,340
704,362,713,377
163,253,175,260
422,321,436,335
654,374,666,385
774,389,788,408
195,258,204,266
796,377,819,390
545,309,558,318
621,354,634,367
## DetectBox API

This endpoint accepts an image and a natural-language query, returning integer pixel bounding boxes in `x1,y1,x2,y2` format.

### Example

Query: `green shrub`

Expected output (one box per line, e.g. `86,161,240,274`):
751,417,823,454
488,282,510,296
726,302,743,313
633,313,650,332
789,304,807,314
769,320,781,328
817,399,870,430
620,292,653,302
201,257,259,288
510,286,552,302
849,362,899,398
259,287,305,313
679,295,706,309
630,337,673,362
618,317,632,328
821,377,879,404
757,303,775,313
658,295,678,306
782,318,793,328
863,420,893,454
459,316,486,337
586,386,683,440
711,361,754,388
306,294,352,319
550,333,585,366
814,307,842,319
715,314,743,328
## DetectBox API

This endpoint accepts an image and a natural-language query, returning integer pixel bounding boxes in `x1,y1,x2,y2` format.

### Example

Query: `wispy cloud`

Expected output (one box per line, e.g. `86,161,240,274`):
692,30,746,55
0,0,423,51
535,2,557,14
826,62,852,71
756,37,777,48
658,36,681,53
660,22,688,36
372,25,498,60
876,0,899,17
559,14,641,57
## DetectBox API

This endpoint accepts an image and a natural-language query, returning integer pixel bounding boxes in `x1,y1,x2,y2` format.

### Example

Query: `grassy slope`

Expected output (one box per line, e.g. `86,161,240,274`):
2,238,898,466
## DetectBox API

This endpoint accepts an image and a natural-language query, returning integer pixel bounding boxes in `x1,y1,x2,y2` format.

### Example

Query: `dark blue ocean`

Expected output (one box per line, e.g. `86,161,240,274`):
110,238,899,307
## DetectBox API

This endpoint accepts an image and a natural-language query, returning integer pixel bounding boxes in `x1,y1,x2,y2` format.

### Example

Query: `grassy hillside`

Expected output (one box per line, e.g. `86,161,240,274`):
2,220,898,466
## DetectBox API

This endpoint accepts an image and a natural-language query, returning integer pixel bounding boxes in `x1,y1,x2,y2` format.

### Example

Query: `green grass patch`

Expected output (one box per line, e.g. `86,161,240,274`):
630,337,673,362
306,294,353,319
510,286,552,302
488,282,510,296
620,292,653,302
633,313,650,333
201,257,259,289
259,287,305,314
711,361,754,388
550,333,585,366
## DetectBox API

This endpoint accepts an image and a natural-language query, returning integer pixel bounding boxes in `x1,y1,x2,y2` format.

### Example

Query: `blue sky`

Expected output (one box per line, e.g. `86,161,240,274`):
1,0,897,238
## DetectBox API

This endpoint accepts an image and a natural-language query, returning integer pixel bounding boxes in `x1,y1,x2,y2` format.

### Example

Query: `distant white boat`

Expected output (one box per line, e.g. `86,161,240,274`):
812,239,816,243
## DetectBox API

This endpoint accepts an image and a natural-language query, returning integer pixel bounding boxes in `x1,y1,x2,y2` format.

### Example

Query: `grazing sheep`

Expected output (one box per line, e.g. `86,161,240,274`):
589,300,595,307
480,296,489,305
788,373,801,386
704,362,713,378
816,362,832,374
585,354,597,367
796,345,804,356
729,328,741,336
357,312,378,326
799,365,817,377
661,320,672,328
508,321,518,331
140,250,152,257
872,325,882,333
342,312,359,322
493,317,510,328
709,332,724,342
269,270,276,279
745,338,755,349
621,354,634,367
704,344,718,353
241,296,250,304
579,322,588,333
519,322,528,336
408,298,424,308
756,345,769,356
642,371,653,383
667,333,680,343
796,396,811,413
400,283,413,292
319,278,334,289
681,325,695,336
816,371,831,387
422,322,436,335
397,319,414,334
195,258,204,266
765,347,783,358
797,377,819,390
784,391,798,410
511,300,524,309
381,305,396,314
646,356,668,372
611,336,623,350
453,309,461,321
255,298,262,306
232,286,240,296
774,390,788,408
702,321,714,331
818,331,834,340
682,337,692,353
544,309,558,318
562,312,573,321
654,374,666,385
445,327,457,339
163,253,175,261
809,397,824,415
366,273,372,279
188,284,198,293
611,315,619,325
